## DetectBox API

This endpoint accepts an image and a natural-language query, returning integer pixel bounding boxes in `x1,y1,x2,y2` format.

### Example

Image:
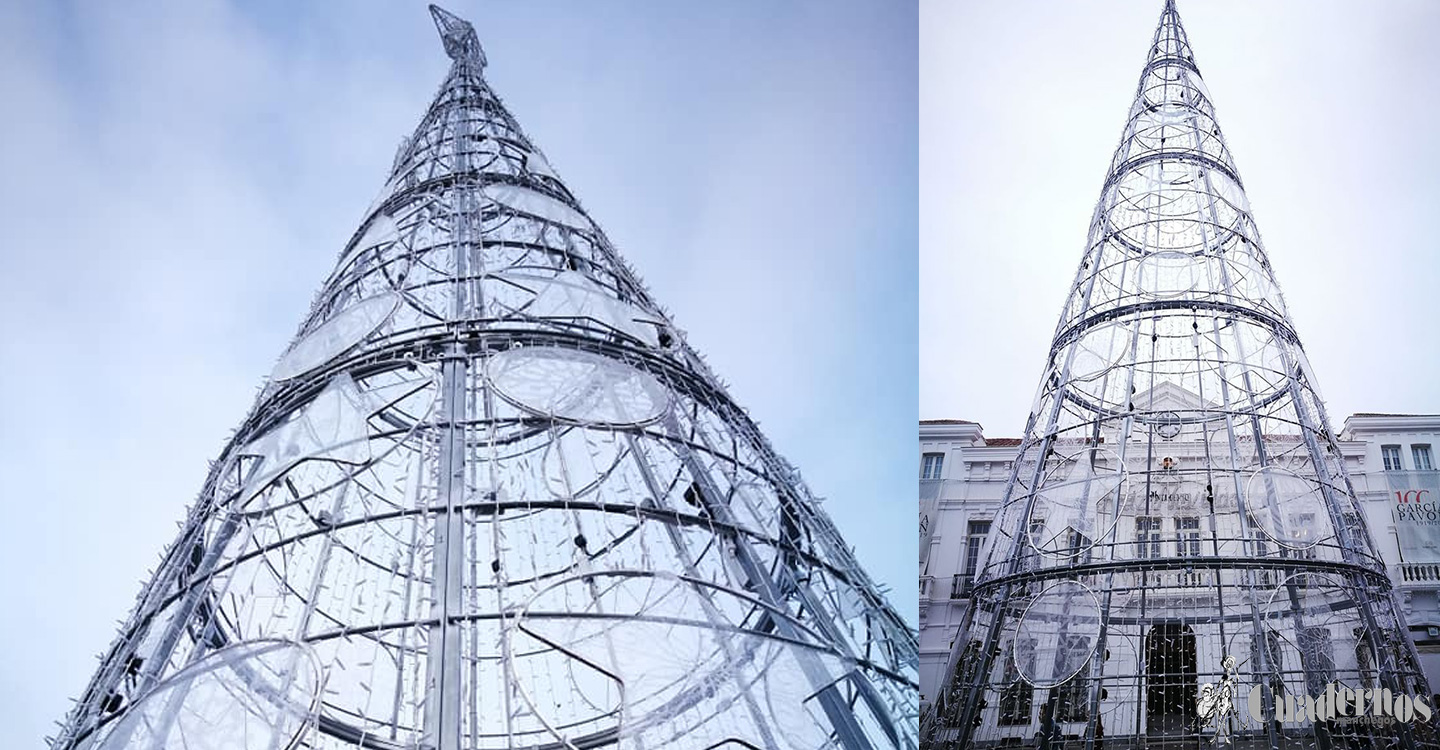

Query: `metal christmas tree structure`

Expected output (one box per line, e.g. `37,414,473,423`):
923,2,1432,748
51,7,917,749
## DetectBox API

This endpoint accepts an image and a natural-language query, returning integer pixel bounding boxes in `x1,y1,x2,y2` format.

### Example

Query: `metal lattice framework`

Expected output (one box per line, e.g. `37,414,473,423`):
923,3,1434,749
51,7,917,750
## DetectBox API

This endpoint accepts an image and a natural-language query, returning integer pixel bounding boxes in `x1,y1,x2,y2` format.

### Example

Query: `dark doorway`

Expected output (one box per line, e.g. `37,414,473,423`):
1145,623,1197,735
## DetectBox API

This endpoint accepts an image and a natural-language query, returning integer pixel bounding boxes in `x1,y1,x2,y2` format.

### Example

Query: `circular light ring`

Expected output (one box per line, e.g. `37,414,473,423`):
271,293,400,381
1090,591,1153,719
1025,448,1128,559
512,570,844,748
1062,320,1135,406
1207,170,1250,216
1218,323,1289,407
90,639,322,750
1135,250,1202,299
1187,584,1380,708
542,425,632,500
1136,101,1194,127
1151,410,1183,439
232,365,441,513
524,149,560,180
334,212,401,277
488,270,665,347
484,184,591,231
487,346,672,427
1243,465,1333,550
1013,580,1102,688
1101,178,1240,257
1190,74,1213,105
1219,252,1281,314
1055,309,1296,421
1257,572,1368,683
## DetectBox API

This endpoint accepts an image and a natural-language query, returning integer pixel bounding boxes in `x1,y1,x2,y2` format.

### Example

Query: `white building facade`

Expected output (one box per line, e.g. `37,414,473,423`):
919,414,1440,714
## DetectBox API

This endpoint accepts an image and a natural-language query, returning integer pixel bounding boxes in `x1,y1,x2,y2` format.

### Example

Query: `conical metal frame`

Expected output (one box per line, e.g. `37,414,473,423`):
923,3,1432,748
50,8,917,750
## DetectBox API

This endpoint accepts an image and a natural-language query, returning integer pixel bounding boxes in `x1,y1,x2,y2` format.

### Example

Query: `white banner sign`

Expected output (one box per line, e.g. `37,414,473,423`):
1389,472,1440,563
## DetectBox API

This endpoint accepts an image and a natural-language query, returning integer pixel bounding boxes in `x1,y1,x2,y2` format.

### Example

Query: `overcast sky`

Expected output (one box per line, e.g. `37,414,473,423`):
922,0,1440,437
0,2,916,742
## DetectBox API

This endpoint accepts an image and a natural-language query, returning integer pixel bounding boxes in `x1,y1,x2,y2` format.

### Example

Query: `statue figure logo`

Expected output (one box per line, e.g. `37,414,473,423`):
1196,654,1240,744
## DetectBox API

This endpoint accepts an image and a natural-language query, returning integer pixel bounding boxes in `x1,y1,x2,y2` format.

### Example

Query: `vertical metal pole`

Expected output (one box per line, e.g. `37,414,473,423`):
424,349,467,750
424,55,474,748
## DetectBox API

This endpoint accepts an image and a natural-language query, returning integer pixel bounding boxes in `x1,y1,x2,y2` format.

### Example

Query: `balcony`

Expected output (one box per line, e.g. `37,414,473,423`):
919,574,972,603
1397,562,1440,586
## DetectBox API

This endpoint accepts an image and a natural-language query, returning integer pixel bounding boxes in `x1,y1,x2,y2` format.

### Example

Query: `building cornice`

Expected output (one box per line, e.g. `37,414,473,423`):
1342,413,1440,437
919,419,984,445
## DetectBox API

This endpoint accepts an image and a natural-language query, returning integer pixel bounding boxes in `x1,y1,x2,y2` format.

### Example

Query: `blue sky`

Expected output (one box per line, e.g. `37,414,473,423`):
0,1,917,742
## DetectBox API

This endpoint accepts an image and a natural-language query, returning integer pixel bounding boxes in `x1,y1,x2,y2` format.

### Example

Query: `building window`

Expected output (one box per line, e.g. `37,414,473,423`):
1016,519,1044,598
959,520,992,596
1175,517,1201,557
1383,445,1404,472
944,641,983,726
1136,516,1162,559
1356,639,1376,690
1244,514,1270,554
1000,641,1035,726
1415,445,1434,471
1054,634,1092,722
1298,627,1335,698
1291,513,1318,560
1245,513,1273,585
1251,629,1285,699
1175,517,1201,585
1063,528,1091,566
921,452,944,480
1027,520,1044,551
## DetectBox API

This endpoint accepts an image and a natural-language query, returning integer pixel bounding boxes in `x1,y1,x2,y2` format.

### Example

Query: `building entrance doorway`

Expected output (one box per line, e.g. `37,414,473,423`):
1145,623,1197,735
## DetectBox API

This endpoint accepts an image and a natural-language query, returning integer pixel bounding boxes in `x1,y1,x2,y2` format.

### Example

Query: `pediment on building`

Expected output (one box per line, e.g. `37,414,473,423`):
1131,380,1217,414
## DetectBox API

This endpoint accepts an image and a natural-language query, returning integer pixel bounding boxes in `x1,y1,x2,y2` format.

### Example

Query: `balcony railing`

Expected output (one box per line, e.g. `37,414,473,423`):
919,574,975,602
1397,562,1440,585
